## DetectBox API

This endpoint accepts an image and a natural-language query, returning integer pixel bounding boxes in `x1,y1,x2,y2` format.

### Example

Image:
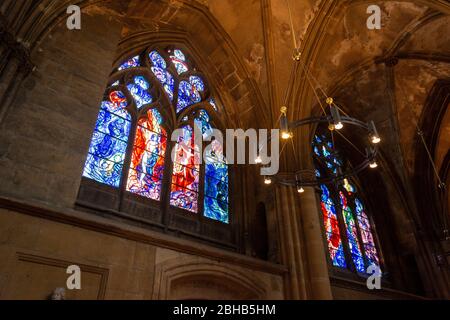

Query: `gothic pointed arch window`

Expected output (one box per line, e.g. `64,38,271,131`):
313,129,382,274
79,45,230,244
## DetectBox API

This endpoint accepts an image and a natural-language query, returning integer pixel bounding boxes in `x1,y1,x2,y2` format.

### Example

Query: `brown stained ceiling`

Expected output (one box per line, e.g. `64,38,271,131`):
269,0,322,108
290,1,450,178
395,60,450,173
319,2,428,82
5,0,449,177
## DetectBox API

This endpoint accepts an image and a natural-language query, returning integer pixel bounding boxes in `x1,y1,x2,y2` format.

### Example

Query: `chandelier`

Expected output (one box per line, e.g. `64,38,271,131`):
261,0,381,192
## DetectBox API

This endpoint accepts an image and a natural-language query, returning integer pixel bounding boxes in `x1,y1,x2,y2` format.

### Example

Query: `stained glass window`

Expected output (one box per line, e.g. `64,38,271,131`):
127,76,153,109
83,91,131,187
170,49,189,75
149,51,175,101
355,198,380,267
170,125,200,213
321,185,346,268
195,110,229,223
83,46,229,226
313,132,381,274
340,192,365,273
209,98,218,111
177,76,205,113
118,55,140,71
126,109,166,200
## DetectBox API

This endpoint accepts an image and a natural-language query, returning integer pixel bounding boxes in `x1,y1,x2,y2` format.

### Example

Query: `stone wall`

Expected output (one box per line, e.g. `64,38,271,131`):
0,12,122,209
0,207,283,300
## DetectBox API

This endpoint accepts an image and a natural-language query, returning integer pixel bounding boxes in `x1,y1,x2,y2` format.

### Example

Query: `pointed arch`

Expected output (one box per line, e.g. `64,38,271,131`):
80,44,231,240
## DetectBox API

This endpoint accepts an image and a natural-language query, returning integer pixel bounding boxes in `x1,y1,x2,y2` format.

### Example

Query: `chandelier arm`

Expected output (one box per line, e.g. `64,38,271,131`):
267,114,379,187
288,116,370,131
276,157,375,187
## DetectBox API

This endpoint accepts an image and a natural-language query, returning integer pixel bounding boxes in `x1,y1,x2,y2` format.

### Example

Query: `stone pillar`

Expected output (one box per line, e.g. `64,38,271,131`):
299,186,333,300
275,184,332,300
275,185,307,299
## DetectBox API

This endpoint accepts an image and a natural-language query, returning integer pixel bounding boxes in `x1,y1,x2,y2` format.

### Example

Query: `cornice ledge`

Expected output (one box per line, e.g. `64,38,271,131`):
0,195,288,276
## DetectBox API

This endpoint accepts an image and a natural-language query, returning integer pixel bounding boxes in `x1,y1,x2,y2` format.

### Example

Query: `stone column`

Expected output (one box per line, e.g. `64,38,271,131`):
275,184,332,300
275,185,306,299
299,186,333,300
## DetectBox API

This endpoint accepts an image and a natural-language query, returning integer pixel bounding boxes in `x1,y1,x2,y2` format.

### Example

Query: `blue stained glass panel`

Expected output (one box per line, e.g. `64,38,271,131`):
204,139,229,223
190,76,205,92
351,252,366,273
322,145,331,157
134,76,150,90
173,49,186,61
127,80,153,109
209,98,218,111
177,80,202,113
88,131,128,164
204,176,228,201
83,154,123,188
151,67,174,101
170,49,189,75
149,51,167,69
118,56,140,71
83,92,131,187
194,110,213,139
95,108,131,141
314,146,321,157
204,197,228,223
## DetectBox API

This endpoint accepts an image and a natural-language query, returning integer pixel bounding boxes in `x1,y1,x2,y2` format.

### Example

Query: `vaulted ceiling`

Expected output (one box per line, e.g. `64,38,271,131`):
2,0,449,180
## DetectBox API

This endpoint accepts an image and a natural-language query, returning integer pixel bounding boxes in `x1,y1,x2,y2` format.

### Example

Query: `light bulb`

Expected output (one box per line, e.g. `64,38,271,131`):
255,156,262,164
368,121,381,144
281,131,292,140
370,161,378,169
371,135,381,144
264,177,272,185
297,186,305,194
335,122,344,130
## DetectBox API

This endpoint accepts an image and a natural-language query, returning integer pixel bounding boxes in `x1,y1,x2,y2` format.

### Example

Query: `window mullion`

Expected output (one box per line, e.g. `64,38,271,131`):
118,106,138,213
162,138,176,229
334,188,356,273
198,148,206,230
